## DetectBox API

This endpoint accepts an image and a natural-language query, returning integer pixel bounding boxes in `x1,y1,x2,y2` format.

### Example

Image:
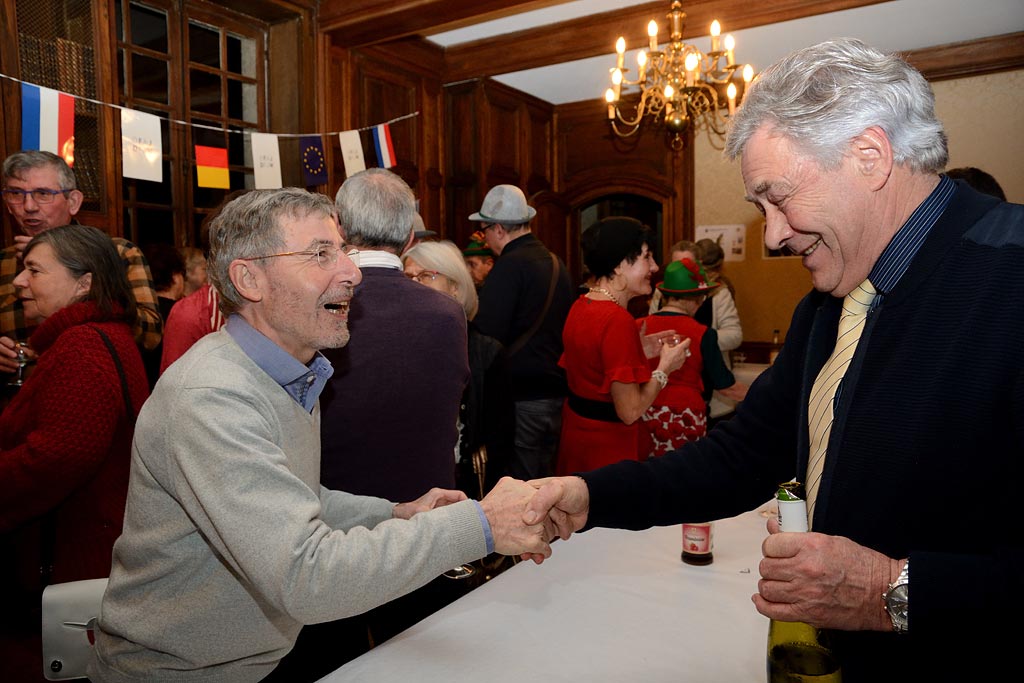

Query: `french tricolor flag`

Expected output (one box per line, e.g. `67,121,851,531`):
372,123,395,169
21,83,75,167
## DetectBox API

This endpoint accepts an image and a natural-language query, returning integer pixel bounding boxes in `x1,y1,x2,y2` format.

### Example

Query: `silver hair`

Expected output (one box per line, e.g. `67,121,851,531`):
335,168,416,252
2,150,78,190
208,188,337,315
403,240,479,320
725,38,948,174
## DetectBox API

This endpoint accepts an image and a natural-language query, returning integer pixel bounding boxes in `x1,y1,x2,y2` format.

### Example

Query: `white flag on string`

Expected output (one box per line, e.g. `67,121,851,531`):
250,132,283,189
121,109,162,182
338,130,365,178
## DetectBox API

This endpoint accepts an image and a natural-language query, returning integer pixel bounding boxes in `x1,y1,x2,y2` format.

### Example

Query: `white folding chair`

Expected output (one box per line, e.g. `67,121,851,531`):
40,578,108,680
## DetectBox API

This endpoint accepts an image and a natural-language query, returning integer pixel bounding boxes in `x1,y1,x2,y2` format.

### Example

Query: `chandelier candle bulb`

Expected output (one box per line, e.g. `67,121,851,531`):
725,34,735,65
684,53,698,87
605,89,616,119
710,20,721,53
648,20,658,51
743,63,754,82
616,37,626,69
637,50,647,81
727,83,737,116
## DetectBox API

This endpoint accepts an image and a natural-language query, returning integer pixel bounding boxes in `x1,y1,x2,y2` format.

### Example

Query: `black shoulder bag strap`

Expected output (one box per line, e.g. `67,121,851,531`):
40,325,135,588
89,325,135,418
505,251,559,358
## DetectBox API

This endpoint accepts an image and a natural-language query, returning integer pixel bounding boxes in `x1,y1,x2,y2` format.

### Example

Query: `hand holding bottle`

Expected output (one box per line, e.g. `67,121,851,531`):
757,517,901,632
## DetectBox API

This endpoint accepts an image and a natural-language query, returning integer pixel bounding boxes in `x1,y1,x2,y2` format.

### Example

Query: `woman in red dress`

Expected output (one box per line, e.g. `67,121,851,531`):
556,217,690,475
637,258,748,457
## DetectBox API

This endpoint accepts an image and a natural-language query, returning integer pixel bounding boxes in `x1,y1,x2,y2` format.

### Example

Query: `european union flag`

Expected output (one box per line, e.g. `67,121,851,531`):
299,135,328,186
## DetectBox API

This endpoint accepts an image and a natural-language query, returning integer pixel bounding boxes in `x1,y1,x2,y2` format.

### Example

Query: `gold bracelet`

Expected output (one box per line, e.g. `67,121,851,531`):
651,370,669,389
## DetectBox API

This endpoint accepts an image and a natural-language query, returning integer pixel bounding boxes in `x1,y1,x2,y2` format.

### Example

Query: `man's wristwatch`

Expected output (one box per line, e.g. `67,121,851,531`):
883,559,909,633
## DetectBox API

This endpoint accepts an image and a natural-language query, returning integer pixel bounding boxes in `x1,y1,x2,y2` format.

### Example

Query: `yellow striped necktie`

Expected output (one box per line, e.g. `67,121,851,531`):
804,279,877,525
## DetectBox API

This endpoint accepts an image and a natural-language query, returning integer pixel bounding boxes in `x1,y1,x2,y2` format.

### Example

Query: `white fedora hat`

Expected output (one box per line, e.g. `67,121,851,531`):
468,185,536,224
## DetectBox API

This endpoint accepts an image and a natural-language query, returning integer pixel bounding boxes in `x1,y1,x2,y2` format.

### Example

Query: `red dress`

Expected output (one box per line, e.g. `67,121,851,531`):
635,312,709,457
556,296,651,474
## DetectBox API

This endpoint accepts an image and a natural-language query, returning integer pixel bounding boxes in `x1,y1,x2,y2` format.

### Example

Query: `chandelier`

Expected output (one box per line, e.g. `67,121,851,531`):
604,1,755,148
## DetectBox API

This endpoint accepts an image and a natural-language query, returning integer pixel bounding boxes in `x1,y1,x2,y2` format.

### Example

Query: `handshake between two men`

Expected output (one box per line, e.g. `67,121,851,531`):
405,476,588,562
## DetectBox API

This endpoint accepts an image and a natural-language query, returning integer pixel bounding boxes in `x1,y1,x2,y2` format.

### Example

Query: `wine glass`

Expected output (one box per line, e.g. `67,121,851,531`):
6,342,32,387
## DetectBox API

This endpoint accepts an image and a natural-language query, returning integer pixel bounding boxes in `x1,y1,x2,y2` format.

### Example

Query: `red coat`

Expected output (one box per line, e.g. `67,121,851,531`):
1,301,149,596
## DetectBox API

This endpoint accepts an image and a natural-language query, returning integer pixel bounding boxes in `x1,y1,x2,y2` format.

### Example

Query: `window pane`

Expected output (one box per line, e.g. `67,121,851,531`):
129,3,168,53
117,50,125,97
115,2,123,41
137,207,175,245
227,79,258,123
135,161,173,203
189,22,220,68
189,69,221,115
131,53,169,103
194,185,228,209
227,127,247,167
227,33,257,78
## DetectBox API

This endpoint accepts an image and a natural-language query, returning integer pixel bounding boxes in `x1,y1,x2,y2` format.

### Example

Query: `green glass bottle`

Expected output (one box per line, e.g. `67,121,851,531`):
766,482,841,682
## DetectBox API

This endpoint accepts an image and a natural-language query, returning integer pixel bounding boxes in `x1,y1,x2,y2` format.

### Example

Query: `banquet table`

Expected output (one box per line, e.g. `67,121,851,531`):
319,508,772,683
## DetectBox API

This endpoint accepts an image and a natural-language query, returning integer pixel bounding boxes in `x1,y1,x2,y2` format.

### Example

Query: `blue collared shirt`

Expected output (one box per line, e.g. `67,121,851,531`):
225,315,495,552
867,175,956,309
225,315,333,413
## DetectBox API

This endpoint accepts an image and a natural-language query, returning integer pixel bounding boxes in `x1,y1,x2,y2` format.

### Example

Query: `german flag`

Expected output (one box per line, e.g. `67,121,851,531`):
195,145,229,189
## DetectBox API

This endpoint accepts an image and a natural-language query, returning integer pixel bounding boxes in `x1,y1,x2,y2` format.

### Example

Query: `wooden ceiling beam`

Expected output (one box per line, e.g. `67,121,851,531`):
319,0,558,47
443,0,890,81
903,32,1024,81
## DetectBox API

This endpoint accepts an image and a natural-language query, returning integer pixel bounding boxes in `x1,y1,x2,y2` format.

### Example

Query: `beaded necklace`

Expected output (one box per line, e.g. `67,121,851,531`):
588,286,623,307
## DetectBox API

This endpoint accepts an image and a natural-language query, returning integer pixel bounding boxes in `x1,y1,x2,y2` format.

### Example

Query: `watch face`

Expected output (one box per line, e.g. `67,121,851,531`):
887,584,909,624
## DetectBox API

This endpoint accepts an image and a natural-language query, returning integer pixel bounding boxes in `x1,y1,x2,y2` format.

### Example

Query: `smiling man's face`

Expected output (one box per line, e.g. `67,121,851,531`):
742,126,876,298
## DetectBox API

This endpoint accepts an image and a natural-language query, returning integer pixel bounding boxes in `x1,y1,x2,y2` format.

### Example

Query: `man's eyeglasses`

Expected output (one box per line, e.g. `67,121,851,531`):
406,269,443,284
1,188,71,205
243,245,359,270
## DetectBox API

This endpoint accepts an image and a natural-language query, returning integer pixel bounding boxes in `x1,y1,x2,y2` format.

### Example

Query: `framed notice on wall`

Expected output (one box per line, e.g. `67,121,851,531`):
695,224,745,262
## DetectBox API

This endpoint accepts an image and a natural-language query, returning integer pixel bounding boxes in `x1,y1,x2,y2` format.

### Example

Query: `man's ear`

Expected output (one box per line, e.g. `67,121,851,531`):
849,125,893,191
228,259,264,304
66,189,84,217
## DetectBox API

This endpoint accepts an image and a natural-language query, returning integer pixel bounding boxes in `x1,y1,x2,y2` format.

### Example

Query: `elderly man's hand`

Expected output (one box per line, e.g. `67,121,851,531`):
516,476,591,564
392,487,468,520
755,519,899,632
479,477,555,559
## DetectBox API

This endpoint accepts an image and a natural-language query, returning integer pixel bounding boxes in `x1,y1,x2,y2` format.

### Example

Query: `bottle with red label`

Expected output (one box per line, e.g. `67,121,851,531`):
680,521,714,565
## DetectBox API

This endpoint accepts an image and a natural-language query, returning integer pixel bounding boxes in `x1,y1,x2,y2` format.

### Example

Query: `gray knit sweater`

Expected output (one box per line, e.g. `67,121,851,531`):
89,331,488,682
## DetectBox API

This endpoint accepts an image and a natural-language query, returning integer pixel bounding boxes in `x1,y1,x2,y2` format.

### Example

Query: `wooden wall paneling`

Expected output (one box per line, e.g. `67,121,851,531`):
419,77,446,236
479,82,522,188
555,98,672,186
91,0,119,235
352,53,422,189
350,39,445,233
530,189,572,272
325,42,352,190
0,0,21,245
525,98,553,197
444,80,480,247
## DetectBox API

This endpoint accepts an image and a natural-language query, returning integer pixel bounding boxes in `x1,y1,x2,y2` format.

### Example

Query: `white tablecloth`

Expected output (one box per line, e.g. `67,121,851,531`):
320,509,771,682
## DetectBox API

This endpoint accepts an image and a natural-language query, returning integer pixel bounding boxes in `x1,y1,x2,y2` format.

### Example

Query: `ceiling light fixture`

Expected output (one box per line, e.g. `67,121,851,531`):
604,1,755,149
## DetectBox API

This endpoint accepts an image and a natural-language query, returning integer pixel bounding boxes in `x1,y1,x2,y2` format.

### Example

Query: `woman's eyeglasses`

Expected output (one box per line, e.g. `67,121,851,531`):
406,269,443,283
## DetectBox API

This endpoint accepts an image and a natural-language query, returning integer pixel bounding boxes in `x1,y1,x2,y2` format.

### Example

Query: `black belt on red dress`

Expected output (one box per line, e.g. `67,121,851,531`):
567,391,621,423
